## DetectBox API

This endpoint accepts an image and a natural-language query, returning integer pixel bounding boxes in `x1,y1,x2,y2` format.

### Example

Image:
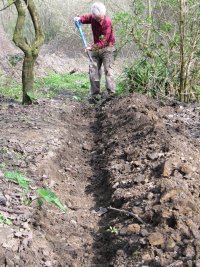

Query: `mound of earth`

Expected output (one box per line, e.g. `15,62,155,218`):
0,93,199,267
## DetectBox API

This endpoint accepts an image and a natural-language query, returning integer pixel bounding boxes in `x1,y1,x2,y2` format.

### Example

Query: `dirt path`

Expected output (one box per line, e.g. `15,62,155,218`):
0,94,200,267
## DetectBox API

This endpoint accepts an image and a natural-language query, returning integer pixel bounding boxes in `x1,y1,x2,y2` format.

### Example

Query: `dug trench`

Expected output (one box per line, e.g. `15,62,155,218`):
0,93,200,267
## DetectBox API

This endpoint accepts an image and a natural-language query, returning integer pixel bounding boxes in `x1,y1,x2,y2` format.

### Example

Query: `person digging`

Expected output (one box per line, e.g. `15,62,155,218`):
74,2,116,104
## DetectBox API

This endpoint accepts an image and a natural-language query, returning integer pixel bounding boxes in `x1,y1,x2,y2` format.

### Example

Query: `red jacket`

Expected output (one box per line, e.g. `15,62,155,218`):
80,14,115,49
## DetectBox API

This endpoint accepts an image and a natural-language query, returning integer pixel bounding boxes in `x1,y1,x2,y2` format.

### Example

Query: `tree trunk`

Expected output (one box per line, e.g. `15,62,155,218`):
22,55,37,104
13,0,44,105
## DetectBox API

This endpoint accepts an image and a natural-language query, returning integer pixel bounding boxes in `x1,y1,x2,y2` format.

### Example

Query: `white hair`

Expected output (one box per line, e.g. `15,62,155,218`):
91,2,106,17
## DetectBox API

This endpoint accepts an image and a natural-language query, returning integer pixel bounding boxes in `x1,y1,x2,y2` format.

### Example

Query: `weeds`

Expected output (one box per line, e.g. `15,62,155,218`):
0,80,22,101
37,187,66,212
35,72,90,100
0,72,125,102
2,170,66,213
0,72,90,102
4,171,31,190
107,226,119,235
0,213,12,225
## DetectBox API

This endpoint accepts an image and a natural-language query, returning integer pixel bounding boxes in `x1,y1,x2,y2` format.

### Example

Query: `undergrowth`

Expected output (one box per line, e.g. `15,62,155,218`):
35,72,90,101
0,72,90,102
0,72,125,102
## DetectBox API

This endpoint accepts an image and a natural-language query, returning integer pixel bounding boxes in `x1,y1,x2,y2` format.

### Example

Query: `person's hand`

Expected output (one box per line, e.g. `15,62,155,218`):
73,17,80,23
85,46,92,52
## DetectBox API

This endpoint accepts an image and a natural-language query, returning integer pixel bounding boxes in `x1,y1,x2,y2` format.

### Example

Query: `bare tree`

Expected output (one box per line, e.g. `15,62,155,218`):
13,0,44,104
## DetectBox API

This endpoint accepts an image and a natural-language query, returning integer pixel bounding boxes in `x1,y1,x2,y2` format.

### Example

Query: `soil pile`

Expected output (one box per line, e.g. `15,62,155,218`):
92,94,200,267
0,93,199,267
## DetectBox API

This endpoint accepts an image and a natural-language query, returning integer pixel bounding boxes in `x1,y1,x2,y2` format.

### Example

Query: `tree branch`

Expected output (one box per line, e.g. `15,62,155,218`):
24,0,44,52
0,0,16,12
13,0,30,53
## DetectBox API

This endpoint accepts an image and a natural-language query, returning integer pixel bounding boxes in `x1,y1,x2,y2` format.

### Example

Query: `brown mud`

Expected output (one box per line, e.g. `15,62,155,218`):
0,93,200,267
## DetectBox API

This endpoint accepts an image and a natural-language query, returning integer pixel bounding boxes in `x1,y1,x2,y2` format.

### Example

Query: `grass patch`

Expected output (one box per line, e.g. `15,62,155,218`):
0,72,90,102
35,72,90,101
0,72,125,102
0,77,22,101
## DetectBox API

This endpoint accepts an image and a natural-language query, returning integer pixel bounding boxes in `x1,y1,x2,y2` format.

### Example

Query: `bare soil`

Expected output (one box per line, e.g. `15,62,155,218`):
0,92,200,267
0,27,200,267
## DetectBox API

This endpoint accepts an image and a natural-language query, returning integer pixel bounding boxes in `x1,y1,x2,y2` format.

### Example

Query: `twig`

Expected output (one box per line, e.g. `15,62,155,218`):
107,206,149,226
0,0,17,12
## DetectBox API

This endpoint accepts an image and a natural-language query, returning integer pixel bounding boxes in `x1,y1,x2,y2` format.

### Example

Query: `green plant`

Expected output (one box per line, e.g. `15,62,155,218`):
118,58,172,97
0,80,22,101
4,171,31,190
195,86,200,93
3,170,67,212
35,72,90,101
0,72,90,102
107,226,119,235
0,213,12,225
113,0,200,102
37,187,66,212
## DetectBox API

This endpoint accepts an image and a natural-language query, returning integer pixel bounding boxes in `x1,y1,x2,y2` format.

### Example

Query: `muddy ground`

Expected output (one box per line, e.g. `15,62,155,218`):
0,91,200,267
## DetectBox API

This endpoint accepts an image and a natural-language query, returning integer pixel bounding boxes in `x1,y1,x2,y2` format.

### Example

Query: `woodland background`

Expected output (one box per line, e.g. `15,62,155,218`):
0,0,200,103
